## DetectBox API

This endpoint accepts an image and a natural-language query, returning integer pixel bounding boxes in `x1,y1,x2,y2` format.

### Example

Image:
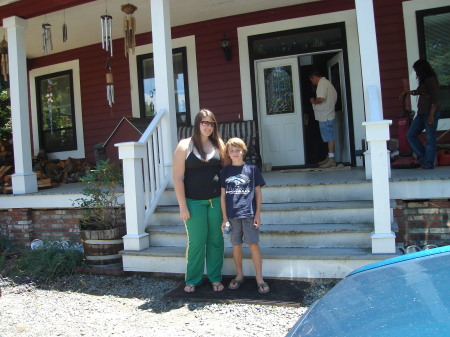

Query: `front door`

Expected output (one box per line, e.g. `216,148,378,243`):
256,58,305,166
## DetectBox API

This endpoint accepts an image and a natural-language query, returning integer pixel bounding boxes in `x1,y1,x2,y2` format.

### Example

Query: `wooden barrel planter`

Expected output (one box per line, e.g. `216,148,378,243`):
81,227,125,269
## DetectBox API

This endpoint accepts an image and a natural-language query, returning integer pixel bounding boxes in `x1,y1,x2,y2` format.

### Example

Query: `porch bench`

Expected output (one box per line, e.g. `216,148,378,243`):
177,120,262,168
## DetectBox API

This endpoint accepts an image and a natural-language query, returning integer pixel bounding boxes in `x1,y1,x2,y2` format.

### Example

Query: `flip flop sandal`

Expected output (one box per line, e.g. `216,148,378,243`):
228,278,245,290
184,284,196,293
212,282,224,292
257,282,270,294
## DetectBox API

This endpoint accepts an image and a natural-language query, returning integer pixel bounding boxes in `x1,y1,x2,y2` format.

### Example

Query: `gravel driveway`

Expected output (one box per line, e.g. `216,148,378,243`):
0,274,337,337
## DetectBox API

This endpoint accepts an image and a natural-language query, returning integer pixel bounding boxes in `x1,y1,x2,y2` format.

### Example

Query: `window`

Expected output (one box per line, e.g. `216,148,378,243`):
35,70,77,153
417,6,450,117
137,47,190,126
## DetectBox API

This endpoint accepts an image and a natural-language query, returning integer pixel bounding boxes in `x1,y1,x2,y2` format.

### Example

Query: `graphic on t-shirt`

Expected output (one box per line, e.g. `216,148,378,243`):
225,174,250,194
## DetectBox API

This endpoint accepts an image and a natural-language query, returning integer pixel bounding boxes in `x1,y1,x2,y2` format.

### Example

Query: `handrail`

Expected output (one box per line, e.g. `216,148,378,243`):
139,108,170,227
116,108,171,251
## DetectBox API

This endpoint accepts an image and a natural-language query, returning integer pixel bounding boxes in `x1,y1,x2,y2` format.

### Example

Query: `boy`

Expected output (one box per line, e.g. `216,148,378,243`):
220,137,269,293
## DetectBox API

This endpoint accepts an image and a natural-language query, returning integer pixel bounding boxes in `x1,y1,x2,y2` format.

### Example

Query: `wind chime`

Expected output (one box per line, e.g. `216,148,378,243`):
62,10,68,43
121,3,137,58
105,57,114,107
100,12,113,56
42,19,53,55
0,36,8,82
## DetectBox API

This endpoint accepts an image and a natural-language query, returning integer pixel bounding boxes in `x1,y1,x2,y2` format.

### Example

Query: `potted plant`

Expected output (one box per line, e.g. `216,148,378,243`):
73,160,125,268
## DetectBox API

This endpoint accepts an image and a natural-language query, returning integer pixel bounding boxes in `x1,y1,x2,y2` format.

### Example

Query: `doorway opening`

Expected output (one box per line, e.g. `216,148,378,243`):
255,51,352,169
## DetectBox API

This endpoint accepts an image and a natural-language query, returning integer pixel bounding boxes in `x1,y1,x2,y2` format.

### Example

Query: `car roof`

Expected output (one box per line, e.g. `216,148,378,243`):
348,245,450,276
286,246,450,336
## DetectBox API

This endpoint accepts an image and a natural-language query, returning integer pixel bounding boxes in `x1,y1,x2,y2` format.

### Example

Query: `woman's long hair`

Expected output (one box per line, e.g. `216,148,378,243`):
191,109,225,162
413,59,438,84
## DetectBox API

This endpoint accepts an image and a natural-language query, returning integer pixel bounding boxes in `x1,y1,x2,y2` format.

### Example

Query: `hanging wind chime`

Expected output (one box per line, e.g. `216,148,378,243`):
42,19,53,55
0,36,8,82
62,10,68,43
105,57,114,107
121,3,137,58
100,12,113,57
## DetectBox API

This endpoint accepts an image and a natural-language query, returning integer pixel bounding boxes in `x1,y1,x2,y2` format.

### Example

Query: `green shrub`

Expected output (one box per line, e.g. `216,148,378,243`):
0,235,13,252
19,241,83,283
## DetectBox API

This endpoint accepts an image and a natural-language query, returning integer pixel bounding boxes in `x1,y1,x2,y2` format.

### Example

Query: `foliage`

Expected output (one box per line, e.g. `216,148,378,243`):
18,241,83,283
0,89,12,141
0,234,14,252
73,160,124,230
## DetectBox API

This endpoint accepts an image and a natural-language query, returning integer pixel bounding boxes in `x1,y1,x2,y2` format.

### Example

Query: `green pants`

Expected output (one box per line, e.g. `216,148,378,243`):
185,197,224,285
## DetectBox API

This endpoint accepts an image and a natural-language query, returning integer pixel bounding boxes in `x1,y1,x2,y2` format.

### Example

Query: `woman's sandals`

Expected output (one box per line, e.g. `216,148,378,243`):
212,282,224,292
184,284,196,293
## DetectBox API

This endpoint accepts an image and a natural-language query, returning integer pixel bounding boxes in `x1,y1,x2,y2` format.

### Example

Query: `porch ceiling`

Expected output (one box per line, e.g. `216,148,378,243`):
0,0,320,59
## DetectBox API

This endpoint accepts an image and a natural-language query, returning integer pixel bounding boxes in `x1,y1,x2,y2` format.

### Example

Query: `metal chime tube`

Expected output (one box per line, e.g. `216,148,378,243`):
100,15,113,57
42,23,53,55
106,72,114,107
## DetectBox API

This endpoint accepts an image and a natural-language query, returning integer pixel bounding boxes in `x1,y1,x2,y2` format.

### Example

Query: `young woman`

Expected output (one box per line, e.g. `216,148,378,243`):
173,109,229,293
407,59,440,169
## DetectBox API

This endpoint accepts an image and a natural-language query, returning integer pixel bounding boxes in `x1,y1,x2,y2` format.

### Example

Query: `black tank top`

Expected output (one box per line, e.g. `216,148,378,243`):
184,149,221,200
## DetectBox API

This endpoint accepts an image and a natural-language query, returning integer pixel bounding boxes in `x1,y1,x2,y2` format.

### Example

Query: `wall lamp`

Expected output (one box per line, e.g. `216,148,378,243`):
220,33,232,61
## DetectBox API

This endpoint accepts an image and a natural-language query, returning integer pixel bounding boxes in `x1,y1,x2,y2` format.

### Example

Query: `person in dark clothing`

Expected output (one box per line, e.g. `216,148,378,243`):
406,59,440,169
173,109,229,293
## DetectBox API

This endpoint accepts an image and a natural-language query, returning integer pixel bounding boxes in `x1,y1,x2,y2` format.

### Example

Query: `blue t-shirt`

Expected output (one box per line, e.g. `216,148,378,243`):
220,163,265,219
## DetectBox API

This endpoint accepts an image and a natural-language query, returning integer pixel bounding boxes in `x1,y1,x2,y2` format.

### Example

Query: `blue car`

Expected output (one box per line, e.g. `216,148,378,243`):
286,246,450,336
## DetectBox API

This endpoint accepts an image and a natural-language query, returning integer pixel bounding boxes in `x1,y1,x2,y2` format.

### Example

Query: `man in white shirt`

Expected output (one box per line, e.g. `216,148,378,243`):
309,70,338,168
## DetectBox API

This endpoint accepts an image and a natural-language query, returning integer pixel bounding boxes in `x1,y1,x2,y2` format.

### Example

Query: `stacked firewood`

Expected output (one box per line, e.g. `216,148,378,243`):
1,148,88,194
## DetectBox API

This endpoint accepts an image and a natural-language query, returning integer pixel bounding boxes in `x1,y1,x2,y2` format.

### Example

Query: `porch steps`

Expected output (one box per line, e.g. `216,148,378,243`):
121,171,399,279
121,246,395,279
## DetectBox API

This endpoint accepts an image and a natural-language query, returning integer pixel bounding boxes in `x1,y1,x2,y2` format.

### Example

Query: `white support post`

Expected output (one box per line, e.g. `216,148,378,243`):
3,16,37,194
117,142,149,251
355,0,391,180
363,120,396,254
150,0,178,187
356,0,395,254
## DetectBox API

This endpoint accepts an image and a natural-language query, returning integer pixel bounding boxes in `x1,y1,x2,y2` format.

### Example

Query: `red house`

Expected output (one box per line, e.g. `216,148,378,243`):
0,0,449,278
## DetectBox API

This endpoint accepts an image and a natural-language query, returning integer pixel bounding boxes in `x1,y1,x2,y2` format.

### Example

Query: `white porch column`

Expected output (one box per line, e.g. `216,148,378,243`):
355,0,395,254
150,0,177,187
3,16,37,194
118,142,149,251
355,0,391,180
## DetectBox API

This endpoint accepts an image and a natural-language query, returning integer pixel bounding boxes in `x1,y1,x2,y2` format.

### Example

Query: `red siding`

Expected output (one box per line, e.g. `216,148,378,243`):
26,0,449,160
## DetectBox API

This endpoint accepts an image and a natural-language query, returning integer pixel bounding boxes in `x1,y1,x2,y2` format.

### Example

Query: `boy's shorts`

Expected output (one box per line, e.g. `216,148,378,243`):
229,218,260,246
319,119,335,142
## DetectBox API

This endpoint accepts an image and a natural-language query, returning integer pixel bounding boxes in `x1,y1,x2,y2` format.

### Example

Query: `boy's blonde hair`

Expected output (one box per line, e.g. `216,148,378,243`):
226,137,248,156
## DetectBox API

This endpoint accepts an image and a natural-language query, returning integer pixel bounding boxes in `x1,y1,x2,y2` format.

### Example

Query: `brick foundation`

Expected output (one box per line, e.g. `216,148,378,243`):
0,208,84,248
394,199,450,248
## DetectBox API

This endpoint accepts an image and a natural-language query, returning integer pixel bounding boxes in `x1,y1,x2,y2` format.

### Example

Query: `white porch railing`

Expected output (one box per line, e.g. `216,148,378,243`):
116,108,170,251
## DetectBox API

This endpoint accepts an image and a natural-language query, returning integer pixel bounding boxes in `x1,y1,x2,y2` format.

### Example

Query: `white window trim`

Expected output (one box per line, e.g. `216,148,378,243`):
129,35,199,124
29,59,85,160
403,0,450,130
237,10,365,158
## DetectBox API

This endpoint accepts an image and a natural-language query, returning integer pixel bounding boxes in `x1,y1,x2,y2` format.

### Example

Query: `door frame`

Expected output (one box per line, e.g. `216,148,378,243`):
254,50,355,167
239,11,362,166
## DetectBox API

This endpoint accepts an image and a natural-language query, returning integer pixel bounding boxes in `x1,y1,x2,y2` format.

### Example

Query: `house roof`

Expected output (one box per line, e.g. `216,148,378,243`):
1,0,320,58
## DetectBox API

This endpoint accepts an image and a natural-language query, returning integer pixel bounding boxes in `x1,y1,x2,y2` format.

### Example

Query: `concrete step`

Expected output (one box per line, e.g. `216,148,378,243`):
158,181,374,206
146,223,374,249
121,246,398,279
151,200,379,226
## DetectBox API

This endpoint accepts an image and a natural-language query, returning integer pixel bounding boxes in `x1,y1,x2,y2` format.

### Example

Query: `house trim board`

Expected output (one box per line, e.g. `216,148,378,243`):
237,9,366,166
29,59,85,160
128,35,200,125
